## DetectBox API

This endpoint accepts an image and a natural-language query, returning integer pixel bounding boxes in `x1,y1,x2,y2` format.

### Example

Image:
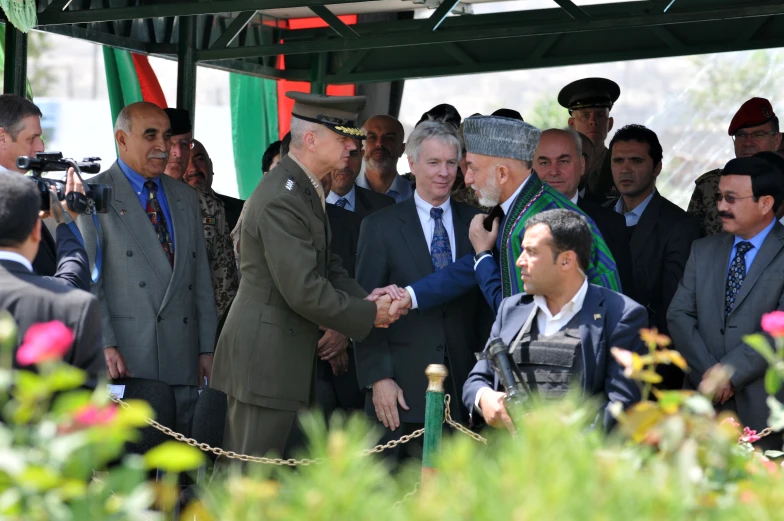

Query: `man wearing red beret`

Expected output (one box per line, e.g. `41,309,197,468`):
688,98,782,237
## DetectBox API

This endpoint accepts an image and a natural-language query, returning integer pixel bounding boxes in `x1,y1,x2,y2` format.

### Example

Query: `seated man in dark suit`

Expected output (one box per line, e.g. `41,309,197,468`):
0,94,90,291
464,209,646,432
535,128,634,295
0,173,104,376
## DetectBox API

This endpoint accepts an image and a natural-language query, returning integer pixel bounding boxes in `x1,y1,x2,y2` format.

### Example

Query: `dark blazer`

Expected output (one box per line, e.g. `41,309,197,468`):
354,185,395,219
668,222,784,449
32,223,91,291
463,284,647,431
216,192,245,231
355,197,493,424
577,196,634,296
0,259,104,377
325,204,364,278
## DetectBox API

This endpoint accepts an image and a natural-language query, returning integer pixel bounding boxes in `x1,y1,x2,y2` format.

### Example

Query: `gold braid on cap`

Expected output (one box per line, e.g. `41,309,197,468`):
334,126,365,137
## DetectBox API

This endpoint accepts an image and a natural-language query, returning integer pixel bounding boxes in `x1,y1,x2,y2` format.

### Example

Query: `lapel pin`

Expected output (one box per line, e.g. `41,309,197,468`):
594,313,601,320
120,209,126,215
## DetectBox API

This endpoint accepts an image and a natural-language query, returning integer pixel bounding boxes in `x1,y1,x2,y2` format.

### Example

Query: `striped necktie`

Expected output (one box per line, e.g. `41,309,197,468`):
335,197,348,209
724,241,752,319
144,180,175,267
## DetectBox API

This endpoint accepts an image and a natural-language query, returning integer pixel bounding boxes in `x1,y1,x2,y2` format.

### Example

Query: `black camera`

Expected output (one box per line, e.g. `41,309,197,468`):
16,152,110,214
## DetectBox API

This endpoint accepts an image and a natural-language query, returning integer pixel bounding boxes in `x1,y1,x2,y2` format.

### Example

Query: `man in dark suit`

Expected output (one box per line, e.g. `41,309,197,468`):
326,137,395,218
609,125,700,389
0,94,90,291
355,121,492,460
464,209,646,432
0,173,104,376
668,157,784,451
535,128,633,295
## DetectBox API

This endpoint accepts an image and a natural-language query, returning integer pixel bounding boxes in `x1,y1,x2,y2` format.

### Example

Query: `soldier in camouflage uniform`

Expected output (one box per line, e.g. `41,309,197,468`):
687,98,782,237
184,140,239,316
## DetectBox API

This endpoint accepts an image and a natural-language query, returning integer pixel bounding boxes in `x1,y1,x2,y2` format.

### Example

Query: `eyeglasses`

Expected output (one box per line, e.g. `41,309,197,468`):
715,193,757,204
732,130,778,142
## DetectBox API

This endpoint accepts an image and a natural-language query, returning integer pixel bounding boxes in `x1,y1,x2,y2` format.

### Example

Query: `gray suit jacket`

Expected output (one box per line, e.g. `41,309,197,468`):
668,221,784,438
0,259,104,378
463,285,646,431
78,162,217,387
354,197,493,424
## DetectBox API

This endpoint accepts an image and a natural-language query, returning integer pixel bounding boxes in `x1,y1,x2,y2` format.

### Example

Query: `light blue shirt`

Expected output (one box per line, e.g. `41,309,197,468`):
727,218,777,276
614,190,656,227
118,158,175,248
355,171,413,203
326,185,357,212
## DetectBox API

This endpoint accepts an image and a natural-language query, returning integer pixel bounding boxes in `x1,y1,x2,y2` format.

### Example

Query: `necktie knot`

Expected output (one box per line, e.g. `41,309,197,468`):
144,180,158,197
335,197,348,209
736,241,753,255
430,207,444,220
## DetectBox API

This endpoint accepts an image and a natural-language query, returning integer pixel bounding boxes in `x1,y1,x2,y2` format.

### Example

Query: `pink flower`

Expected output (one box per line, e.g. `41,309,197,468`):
740,427,761,443
761,311,784,337
721,417,741,429
16,321,74,366
73,404,117,426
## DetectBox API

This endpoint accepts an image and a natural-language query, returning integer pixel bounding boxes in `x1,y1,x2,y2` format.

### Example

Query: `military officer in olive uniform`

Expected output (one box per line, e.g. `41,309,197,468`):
559,77,621,205
687,98,782,237
211,93,399,459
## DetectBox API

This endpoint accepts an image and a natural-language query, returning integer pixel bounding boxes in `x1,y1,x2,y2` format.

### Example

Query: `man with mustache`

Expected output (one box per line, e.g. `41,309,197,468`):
609,124,700,389
688,98,782,238
326,137,394,218
559,77,621,205
77,102,218,435
355,115,413,203
669,156,784,451
184,139,239,317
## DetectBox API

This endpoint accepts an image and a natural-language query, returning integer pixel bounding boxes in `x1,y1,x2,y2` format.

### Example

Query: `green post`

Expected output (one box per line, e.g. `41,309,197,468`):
422,364,448,480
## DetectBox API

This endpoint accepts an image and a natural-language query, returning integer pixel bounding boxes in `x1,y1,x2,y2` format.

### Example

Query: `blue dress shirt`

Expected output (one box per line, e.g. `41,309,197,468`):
355,171,413,203
726,218,777,276
118,158,175,248
614,190,656,227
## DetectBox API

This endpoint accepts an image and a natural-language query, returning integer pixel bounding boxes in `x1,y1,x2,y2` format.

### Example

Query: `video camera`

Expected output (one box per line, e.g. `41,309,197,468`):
16,152,111,214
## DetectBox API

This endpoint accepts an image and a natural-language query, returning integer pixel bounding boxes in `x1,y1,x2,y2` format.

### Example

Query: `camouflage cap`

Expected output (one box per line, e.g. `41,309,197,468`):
287,92,367,139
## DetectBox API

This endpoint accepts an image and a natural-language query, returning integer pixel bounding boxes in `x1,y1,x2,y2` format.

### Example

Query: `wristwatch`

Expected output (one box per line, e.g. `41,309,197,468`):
474,249,493,263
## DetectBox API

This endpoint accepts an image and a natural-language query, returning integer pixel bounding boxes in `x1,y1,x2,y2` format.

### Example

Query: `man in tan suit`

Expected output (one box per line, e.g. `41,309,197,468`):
211,93,399,459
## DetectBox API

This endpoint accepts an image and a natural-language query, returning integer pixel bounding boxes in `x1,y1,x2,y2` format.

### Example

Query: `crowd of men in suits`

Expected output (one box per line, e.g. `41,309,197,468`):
2,72,784,466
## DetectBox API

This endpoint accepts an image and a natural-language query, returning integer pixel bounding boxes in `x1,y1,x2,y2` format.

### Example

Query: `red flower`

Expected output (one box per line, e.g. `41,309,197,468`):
740,427,761,443
73,404,118,426
16,321,74,366
761,311,784,337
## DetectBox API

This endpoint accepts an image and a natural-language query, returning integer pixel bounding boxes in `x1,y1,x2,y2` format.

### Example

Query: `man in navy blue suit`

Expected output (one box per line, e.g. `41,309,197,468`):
463,209,646,432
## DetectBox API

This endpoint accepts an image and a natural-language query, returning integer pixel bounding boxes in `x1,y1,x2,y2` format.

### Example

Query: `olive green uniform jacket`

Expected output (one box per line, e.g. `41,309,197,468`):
211,154,376,413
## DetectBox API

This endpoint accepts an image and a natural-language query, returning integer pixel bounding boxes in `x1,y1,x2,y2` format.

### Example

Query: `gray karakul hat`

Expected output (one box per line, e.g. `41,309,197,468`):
287,92,367,139
462,115,542,162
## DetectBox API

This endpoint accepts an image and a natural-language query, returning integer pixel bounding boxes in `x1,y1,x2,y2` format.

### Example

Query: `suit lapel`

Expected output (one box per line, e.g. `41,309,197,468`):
159,176,187,309
399,198,434,278
108,164,172,285
713,233,735,323
628,192,662,262
452,202,473,258
577,285,604,394
730,223,784,314
354,186,370,218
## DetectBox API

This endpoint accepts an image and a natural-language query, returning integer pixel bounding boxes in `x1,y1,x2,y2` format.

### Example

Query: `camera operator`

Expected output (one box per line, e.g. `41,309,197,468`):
0,94,90,291
0,172,104,377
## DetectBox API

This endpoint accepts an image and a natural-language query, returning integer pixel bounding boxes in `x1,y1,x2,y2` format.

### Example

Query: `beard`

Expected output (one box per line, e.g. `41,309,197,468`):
474,172,502,207
366,152,397,172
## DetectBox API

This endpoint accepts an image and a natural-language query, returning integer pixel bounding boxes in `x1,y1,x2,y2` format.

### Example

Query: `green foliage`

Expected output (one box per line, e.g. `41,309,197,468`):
526,95,566,130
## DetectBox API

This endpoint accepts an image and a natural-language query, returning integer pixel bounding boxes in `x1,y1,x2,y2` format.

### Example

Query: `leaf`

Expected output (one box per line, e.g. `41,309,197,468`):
621,401,664,443
15,371,48,400
767,396,784,432
50,390,92,417
652,390,687,415
763,450,784,458
115,399,155,428
637,370,663,384
744,334,777,364
765,368,782,395
18,466,60,492
684,395,716,417
144,441,204,473
45,364,86,392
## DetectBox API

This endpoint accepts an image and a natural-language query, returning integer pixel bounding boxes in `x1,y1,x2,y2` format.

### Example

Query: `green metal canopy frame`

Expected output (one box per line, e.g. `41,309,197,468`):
4,0,784,108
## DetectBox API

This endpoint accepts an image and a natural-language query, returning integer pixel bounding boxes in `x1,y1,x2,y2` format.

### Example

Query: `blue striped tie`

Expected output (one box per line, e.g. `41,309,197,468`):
725,241,753,319
335,197,348,209
430,207,452,271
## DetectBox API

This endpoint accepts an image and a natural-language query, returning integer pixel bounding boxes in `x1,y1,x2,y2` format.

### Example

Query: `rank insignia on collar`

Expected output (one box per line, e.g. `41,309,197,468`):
285,179,295,191
594,314,601,320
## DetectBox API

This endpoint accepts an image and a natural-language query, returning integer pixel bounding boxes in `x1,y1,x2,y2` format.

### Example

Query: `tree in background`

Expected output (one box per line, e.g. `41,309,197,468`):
526,95,566,130
27,32,57,97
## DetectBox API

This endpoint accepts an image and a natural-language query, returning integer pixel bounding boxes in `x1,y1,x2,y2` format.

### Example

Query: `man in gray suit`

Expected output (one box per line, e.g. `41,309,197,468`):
0,173,103,377
668,156,784,450
355,121,492,460
78,102,217,435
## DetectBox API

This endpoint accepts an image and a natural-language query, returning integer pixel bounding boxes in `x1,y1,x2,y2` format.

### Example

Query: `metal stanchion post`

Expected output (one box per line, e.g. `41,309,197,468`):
422,364,448,481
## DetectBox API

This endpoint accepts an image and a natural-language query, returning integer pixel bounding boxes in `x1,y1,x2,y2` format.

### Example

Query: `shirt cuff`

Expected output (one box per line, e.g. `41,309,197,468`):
405,286,419,310
474,254,493,270
474,386,493,416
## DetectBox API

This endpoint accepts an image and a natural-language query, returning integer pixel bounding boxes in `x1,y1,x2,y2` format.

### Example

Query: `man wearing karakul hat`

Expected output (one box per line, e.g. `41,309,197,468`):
382,115,621,315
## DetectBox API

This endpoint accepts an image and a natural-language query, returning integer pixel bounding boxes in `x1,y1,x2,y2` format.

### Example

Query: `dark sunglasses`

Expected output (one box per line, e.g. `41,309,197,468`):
715,193,756,204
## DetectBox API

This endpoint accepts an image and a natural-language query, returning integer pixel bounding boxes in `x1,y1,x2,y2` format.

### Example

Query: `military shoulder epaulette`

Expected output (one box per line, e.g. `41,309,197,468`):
695,168,722,183
284,176,296,192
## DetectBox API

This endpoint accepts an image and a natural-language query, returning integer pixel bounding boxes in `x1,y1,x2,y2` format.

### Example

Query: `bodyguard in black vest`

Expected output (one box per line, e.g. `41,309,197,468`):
463,209,647,432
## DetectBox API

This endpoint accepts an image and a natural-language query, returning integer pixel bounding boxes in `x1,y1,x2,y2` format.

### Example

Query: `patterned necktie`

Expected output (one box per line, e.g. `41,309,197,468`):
430,207,452,271
724,241,753,319
144,180,175,267
335,197,348,209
